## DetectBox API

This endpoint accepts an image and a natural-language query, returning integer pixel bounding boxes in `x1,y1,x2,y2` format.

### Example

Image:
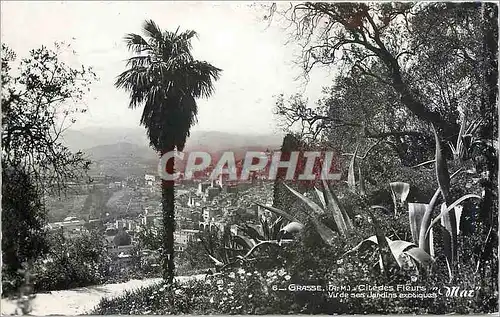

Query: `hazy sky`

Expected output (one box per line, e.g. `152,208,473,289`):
1,1,331,135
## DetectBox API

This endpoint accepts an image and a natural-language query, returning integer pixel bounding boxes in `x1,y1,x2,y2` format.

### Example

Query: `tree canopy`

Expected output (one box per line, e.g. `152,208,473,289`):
270,2,497,150
115,20,222,151
1,43,97,194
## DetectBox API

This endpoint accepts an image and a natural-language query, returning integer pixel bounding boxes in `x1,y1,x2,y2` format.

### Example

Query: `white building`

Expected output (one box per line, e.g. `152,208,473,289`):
174,229,199,245
48,218,85,236
145,174,156,186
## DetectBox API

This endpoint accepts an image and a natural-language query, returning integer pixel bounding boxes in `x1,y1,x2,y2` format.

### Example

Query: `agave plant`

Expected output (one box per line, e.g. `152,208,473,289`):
235,215,302,249
411,117,484,167
345,141,379,196
345,234,434,273
198,228,228,267
254,126,482,279
390,182,410,216
429,124,481,279
347,144,359,191
345,204,434,274
201,222,290,271
447,115,483,161
238,216,284,243
408,203,434,257
257,177,353,246
359,126,482,280
335,127,481,277
199,226,248,270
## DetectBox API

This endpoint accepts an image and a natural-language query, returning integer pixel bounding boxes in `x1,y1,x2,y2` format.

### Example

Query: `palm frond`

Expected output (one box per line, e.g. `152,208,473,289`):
126,55,153,68
124,33,153,53
115,67,152,109
184,61,222,98
143,20,165,44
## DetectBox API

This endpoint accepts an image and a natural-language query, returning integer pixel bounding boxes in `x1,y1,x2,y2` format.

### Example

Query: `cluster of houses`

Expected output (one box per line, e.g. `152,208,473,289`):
46,171,275,273
46,215,201,272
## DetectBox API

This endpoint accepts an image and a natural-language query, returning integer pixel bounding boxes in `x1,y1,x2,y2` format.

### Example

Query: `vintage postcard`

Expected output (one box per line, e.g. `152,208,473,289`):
1,1,498,315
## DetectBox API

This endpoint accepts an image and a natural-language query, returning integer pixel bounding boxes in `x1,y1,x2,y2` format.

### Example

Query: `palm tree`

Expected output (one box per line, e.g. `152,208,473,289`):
115,20,221,283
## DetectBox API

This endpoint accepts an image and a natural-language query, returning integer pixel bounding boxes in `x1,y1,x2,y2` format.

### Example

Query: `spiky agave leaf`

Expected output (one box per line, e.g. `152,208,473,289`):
347,144,359,191
261,185,344,244
241,240,281,260
388,239,434,269
445,257,453,282
255,203,299,223
390,182,410,203
335,191,354,230
239,224,265,242
270,216,285,239
404,247,434,268
408,203,428,245
425,194,481,238
284,183,325,215
232,234,256,250
207,254,224,267
450,116,483,160
284,183,349,239
424,194,473,276
366,208,397,273
440,203,464,236
418,169,463,255
432,124,451,202
321,172,353,230
345,236,434,269
359,164,366,196
433,124,458,266
314,187,326,208
311,217,339,246
390,181,410,216
453,205,463,235
386,239,416,268
344,235,379,254
408,203,435,257
319,182,350,235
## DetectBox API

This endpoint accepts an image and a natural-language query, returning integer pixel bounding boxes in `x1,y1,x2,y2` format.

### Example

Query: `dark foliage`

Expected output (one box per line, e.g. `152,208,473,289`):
1,164,49,295
1,43,97,296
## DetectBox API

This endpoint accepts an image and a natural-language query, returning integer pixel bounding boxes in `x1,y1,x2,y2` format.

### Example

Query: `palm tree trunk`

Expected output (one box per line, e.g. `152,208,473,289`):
161,146,175,283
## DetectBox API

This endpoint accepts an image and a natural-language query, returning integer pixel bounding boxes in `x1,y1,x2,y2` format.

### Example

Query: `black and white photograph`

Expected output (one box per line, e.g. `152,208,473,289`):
1,1,498,315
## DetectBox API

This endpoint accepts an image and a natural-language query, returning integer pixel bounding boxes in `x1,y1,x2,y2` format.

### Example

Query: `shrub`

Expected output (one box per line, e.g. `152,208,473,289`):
30,230,111,292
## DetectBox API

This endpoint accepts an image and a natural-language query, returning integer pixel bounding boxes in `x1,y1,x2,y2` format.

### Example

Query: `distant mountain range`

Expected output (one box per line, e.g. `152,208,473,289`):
62,127,150,151
62,127,284,177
